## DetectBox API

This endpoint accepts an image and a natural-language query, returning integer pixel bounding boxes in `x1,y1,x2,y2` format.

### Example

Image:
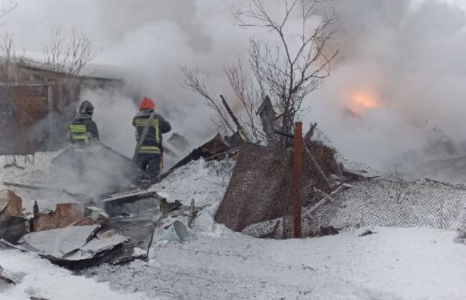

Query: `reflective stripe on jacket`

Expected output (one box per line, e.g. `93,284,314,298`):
69,114,99,152
133,110,171,154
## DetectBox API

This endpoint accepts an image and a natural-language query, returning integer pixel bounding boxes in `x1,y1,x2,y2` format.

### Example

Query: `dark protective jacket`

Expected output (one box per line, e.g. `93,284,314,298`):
132,109,171,154
69,114,99,151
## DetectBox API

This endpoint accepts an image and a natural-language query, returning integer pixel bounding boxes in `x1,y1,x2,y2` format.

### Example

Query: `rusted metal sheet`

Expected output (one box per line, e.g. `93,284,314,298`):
199,133,230,156
103,190,161,253
214,143,294,233
20,225,100,255
33,203,88,232
215,141,329,238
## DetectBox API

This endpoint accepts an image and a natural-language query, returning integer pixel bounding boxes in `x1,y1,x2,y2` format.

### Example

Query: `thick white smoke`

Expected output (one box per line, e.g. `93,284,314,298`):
3,0,252,158
307,0,466,180
3,0,466,181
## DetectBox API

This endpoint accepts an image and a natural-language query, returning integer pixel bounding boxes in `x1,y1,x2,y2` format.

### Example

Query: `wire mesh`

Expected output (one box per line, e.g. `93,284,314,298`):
216,127,466,239
305,128,466,234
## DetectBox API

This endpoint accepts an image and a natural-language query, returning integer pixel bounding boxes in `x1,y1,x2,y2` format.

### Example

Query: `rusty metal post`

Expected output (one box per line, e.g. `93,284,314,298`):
293,122,303,238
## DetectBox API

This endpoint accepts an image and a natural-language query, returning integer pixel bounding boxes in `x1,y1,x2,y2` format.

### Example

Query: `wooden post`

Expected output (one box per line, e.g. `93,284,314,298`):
293,122,303,238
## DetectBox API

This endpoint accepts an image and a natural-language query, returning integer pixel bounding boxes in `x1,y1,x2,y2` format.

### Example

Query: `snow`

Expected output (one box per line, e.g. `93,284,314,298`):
149,158,233,207
0,250,153,300
1,153,466,299
85,227,466,300
0,152,78,213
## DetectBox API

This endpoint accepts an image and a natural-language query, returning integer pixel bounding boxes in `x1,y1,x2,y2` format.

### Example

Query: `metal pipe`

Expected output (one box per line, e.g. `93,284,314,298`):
292,122,303,238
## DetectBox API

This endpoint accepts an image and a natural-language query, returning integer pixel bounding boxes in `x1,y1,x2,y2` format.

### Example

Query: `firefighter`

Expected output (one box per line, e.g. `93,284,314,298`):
69,100,99,176
133,96,171,181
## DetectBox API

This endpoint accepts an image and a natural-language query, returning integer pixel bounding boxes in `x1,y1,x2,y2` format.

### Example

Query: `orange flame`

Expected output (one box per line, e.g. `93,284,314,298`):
348,92,379,115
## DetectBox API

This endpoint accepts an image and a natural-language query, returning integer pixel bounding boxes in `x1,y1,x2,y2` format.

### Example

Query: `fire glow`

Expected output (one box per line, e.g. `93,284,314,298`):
348,92,380,115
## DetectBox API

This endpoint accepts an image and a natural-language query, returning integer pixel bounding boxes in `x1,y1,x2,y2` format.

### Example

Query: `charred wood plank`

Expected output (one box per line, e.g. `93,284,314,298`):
220,95,250,142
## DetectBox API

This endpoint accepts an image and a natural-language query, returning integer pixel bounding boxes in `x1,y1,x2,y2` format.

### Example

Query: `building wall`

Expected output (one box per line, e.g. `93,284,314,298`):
0,64,124,155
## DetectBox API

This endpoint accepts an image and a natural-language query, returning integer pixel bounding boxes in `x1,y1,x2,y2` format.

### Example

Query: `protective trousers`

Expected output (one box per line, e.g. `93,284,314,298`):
135,153,162,180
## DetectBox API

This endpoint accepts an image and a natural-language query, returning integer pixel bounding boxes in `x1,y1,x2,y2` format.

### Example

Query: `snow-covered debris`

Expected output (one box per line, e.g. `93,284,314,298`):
83,157,466,299
150,158,233,207
0,265,20,289
1,152,466,299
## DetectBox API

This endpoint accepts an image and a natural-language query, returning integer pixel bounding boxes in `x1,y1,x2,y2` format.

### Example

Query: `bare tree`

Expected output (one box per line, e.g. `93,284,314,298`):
183,0,339,149
43,25,101,77
43,25,102,117
0,0,16,23
181,66,235,135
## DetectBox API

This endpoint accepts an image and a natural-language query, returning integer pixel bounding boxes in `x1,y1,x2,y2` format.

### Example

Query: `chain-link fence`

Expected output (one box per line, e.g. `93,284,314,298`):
215,123,466,239
310,127,466,233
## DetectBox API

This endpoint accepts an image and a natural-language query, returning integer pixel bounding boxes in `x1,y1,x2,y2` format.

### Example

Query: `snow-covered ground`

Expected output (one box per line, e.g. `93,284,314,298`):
0,152,79,213
1,227,466,300
0,250,153,300
1,154,466,299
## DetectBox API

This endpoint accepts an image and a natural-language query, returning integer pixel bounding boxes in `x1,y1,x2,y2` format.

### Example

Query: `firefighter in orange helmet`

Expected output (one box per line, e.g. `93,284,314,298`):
132,97,171,182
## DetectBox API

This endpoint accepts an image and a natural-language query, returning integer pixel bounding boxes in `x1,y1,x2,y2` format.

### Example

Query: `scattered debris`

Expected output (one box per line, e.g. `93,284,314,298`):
151,132,241,187
160,198,181,217
2,181,93,204
102,190,161,257
102,190,159,217
3,161,25,170
242,219,282,239
18,224,133,270
187,199,198,228
167,133,190,154
0,190,27,243
0,265,20,288
85,206,109,223
318,226,340,237
32,202,95,232
19,225,101,256
156,220,190,242
359,229,375,237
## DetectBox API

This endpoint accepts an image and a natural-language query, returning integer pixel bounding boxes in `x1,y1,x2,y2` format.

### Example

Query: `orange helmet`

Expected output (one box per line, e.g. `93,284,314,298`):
139,97,154,110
